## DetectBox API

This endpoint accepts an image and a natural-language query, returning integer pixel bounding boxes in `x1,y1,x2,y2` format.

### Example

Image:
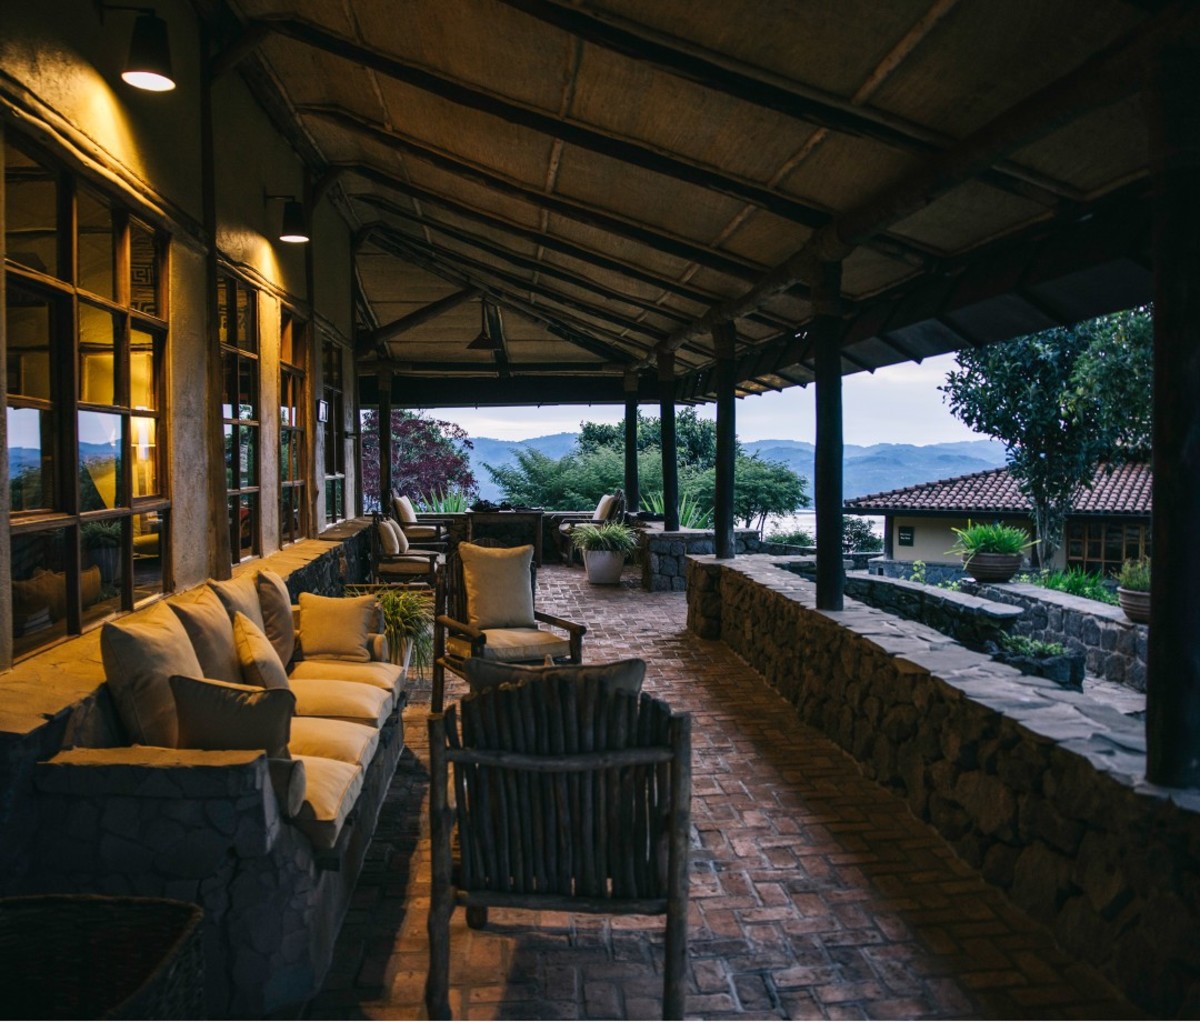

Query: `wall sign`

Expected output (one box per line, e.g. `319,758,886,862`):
898,526,915,547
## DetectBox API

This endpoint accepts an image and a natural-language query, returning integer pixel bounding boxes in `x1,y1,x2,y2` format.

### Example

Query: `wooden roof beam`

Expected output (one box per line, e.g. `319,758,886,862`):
369,287,481,346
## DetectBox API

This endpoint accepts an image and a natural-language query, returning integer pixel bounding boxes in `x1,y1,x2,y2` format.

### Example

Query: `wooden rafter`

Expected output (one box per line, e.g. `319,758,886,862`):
368,287,481,346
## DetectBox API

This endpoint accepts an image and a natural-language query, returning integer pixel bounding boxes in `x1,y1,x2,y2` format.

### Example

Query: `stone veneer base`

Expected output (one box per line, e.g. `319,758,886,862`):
686,554,1200,1018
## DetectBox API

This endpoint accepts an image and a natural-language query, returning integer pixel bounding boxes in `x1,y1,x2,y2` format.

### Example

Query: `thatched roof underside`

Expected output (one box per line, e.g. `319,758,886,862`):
222,0,1189,407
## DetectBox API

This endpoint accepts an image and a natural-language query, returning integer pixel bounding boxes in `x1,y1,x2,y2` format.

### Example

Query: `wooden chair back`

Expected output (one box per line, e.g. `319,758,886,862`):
426,676,691,1019
439,538,534,624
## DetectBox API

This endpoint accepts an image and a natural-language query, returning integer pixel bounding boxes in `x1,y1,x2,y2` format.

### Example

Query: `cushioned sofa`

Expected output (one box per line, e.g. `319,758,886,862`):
28,571,407,1018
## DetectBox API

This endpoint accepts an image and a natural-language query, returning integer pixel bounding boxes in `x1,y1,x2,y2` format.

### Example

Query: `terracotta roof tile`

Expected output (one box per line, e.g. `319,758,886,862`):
844,462,1151,516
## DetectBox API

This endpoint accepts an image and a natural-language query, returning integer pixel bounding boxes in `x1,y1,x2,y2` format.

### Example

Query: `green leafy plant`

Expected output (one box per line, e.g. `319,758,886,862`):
998,633,1068,658
642,489,713,530
843,516,882,553
1117,558,1151,592
571,521,639,553
909,560,928,585
346,586,434,672
1033,568,1119,605
947,521,1033,557
765,528,815,547
417,486,470,513
81,520,122,549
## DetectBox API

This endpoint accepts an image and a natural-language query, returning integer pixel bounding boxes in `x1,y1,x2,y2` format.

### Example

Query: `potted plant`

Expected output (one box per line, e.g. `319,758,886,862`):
81,519,123,583
376,588,434,677
1116,558,1151,624
986,633,1085,689
947,521,1033,583
572,521,638,584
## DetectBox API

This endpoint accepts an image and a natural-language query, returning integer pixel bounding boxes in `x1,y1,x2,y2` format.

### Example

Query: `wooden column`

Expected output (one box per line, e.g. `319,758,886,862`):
883,514,895,560
813,261,844,611
1145,47,1200,788
658,351,680,532
377,368,393,513
623,370,640,514
712,321,737,559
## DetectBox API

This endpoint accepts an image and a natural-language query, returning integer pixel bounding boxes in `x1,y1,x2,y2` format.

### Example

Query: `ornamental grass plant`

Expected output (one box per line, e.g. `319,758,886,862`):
571,521,639,553
947,520,1034,557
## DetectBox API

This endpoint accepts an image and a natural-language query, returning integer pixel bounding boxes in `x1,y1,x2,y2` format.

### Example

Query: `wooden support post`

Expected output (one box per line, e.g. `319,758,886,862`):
883,514,895,560
658,351,680,532
623,371,640,514
1146,48,1200,788
377,368,393,513
813,261,844,611
713,322,737,559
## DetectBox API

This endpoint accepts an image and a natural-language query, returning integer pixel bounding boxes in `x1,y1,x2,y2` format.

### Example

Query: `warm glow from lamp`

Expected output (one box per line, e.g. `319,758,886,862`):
121,12,175,92
278,200,310,244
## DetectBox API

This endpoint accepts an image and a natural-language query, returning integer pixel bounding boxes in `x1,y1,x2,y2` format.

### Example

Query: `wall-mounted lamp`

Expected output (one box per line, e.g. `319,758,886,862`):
100,5,176,91
466,300,501,350
264,192,310,244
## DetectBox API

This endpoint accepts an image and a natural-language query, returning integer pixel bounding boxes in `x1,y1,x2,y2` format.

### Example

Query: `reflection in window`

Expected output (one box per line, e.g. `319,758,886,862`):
79,304,117,405
132,416,158,497
4,138,58,278
79,411,123,512
218,275,260,561
7,407,55,512
77,187,115,299
11,529,70,658
279,313,306,545
130,221,159,317
6,281,53,402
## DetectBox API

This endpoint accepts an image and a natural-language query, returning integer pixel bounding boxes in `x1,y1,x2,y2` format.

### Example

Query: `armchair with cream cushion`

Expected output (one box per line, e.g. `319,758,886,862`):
433,542,586,712
371,514,442,586
555,489,625,564
391,492,449,548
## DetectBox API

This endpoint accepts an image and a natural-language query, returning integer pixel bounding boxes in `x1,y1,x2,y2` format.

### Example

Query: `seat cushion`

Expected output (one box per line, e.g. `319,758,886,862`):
377,555,440,578
169,586,242,684
289,658,405,697
293,755,364,851
288,676,393,727
233,612,291,690
459,543,535,629
448,627,570,664
170,675,295,759
401,524,441,542
289,717,379,766
462,657,645,696
256,570,296,666
208,573,266,631
298,592,377,662
100,601,205,747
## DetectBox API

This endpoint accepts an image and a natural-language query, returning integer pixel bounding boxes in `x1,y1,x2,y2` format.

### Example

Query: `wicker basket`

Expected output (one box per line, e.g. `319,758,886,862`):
0,895,204,1019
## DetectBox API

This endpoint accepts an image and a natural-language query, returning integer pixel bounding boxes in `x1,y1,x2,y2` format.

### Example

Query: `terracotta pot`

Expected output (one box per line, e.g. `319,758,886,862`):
962,551,1022,582
1117,586,1151,624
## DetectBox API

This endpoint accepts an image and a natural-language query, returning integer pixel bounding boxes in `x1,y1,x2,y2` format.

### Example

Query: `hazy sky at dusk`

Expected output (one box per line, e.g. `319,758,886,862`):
434,352,986,447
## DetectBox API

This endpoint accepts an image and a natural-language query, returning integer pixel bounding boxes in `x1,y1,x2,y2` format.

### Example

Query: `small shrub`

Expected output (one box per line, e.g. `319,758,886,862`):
948,520,1033,557
572,521,639,553
642,489,712,529
1117,558,1151,592
908,560,927,585
418,486,470,513
998,633,1068,658
766,529,814,547
1035,568,1118,605
936,578,962,592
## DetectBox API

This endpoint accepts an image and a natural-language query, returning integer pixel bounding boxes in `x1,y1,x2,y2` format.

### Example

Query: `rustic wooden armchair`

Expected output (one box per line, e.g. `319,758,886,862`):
432,540,585,713
370,513,443,587
425,675,692,1020
554,488,625,564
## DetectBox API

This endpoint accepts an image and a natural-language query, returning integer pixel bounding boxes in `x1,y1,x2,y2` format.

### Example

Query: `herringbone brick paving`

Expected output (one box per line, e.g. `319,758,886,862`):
307,565,1138,1020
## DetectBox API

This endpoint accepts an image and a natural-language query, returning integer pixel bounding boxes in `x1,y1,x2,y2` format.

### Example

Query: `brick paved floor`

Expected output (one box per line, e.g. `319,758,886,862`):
307,566,1138,1020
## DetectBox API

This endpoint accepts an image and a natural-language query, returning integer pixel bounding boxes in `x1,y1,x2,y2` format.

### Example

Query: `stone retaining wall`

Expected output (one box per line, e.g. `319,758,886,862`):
639,528,759,591
686,554,1200,1018
962,581,1148,691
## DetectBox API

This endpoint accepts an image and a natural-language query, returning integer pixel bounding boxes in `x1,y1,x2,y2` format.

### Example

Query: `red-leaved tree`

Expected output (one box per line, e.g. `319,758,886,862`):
360,409,477,510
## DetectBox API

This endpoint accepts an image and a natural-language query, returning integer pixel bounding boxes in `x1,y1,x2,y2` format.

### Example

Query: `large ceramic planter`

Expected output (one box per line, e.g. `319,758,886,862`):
1117,586,1150,624
962,551,1022,583
582,549,626,584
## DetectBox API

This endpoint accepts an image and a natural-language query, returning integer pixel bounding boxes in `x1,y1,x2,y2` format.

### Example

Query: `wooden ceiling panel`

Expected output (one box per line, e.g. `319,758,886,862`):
542,214,696,282
257,38,380,113
840,248,921,302
238,0,356,34
716,212,812,268
887,180,1051,256
781,132,924,214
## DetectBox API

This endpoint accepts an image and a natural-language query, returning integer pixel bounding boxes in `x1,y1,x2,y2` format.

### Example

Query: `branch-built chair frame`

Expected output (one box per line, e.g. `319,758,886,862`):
554,489,625,564
432,540,585,713
370,513,442,587
425,677,692,1020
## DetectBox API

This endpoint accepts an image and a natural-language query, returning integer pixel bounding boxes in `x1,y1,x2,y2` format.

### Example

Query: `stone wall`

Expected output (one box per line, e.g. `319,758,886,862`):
686,554,1200,1018
962,581,1148,691
640,528,759,591
868,556,966,585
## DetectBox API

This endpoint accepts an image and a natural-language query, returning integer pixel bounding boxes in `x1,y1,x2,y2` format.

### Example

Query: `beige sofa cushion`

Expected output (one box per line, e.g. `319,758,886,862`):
288,677,392,727
234,612,291,690
378,517,407,555
101,601,204,747
169,587,242,684
298,593,376,663
463,657,645,696
447,627,569,664
289,658,404,696
256,570,296,666
289,717,379,766
459,543,535,629
293,755,364,851
169,675,295,760
392,493,417,524
209,574,265,631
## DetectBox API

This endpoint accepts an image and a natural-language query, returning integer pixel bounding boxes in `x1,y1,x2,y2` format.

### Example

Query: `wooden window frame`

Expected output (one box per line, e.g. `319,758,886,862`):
279,310,307,546
217,274,261,563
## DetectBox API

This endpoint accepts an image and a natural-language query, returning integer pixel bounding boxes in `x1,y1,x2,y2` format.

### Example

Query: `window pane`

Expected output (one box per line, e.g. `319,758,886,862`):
82,518,124,629
8,407,56,512
77,187,115,299
132,416,158,497
131,330,157,409
238,358,258,419
280,430,293,482
133,511,163,602
129,221,159,317
12,528,69,657
6,281,53,401
222,356,237,420
236,494,257,560
223,424,235,489
1103,525,1123,566
79,411,123,511
79,303,117,405
239,426,257,489
4,141,58,278
281,315,295,366
236,284,256,352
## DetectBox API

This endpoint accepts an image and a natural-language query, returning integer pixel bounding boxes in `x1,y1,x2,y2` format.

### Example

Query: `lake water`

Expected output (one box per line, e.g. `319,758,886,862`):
761,511,884,542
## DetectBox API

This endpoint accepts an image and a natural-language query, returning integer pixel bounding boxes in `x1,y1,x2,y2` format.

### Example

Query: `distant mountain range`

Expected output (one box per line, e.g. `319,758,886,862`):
467,434,1007,502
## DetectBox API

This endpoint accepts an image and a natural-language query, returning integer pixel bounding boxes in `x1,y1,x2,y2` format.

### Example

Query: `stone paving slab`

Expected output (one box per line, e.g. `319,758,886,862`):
306,565,1138,1020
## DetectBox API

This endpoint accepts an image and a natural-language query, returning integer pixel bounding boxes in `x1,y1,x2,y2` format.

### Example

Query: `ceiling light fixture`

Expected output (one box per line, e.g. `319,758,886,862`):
102,5,176,92
264,192,310,244
467,300,501,350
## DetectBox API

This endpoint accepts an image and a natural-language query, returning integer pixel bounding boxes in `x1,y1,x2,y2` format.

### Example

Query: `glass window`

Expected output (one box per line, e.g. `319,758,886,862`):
321,337,346,527
77,186,115,300
279,312,307,545
4,139,58,278
218,275,260,561
79,304,118,405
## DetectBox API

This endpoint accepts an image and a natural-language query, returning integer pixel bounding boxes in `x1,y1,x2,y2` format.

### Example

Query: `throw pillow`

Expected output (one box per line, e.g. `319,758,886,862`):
459,543,535,629
462,657,646,696
298,592,376,662
170,675,295,760
169,586,242,684
256,569,297,666
378,518,399,556
233,611,291,690
208,573,266,631
100,601,205,746
393,493,417,524
390,517,409,554
593,493,616,522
